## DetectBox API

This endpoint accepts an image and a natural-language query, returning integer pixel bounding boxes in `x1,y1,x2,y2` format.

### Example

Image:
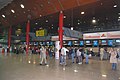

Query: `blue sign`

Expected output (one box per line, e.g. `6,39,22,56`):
68,41,72,46
80,41,84,46
108,40,113,46
93,40,98,46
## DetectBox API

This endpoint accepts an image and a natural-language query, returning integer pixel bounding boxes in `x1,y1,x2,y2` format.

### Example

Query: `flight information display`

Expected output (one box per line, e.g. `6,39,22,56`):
101,40,107,45
73,41,79,45
49,42,53,46
115,40,120,45
85,40,92,45
93,40,98,47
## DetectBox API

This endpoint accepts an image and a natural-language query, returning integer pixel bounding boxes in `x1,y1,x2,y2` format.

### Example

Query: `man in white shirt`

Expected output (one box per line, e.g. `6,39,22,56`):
61,47,69,65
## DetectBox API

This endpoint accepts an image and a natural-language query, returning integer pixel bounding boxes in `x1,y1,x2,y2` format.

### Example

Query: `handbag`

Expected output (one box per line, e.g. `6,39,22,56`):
116,53,119,58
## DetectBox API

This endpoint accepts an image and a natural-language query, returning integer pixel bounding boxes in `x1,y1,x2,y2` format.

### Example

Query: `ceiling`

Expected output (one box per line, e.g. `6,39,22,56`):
0,0,97,26
0,0,120,35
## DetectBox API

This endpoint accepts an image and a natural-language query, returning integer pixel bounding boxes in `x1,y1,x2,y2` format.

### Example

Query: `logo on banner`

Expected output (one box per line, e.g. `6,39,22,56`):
101,34,106,37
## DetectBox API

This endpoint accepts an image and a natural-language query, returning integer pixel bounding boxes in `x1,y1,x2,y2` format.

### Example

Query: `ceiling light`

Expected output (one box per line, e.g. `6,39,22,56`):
100,3,103,5
81,12,85,15
64,16,66,19
40,15,42,17
118,16,120,19
20,4,24,8
52,24,53,26
48,1,50,4
113,4,117,8
2,14,5,18
92,19,96,23
118,13,120,15
28,9,30,12
78,23,80,25
35,23,38,25
46,20,48,22
41,4,43,7
11,9,15,13
78,20,80,21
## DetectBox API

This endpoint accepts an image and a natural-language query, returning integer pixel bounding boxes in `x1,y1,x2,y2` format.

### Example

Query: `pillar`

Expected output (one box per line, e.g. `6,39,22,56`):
26,20,30,55
58,11,64,48
8,26,12,52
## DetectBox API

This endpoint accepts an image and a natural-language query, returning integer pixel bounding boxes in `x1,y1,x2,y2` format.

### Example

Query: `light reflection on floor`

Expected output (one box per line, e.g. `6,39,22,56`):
0,53,120,80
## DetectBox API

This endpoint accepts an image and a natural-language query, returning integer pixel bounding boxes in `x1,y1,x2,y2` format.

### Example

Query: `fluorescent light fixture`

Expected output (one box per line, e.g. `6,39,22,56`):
2,14,5,18
11,9,15,13
113,4,117,8
81,12,85,14
20,4,24,8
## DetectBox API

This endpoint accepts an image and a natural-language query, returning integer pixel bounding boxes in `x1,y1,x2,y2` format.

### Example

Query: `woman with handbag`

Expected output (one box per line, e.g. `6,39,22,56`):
109,48,118,70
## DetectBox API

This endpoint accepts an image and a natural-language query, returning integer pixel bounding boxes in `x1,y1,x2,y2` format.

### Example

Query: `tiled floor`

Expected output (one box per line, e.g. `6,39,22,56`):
0,53,120,80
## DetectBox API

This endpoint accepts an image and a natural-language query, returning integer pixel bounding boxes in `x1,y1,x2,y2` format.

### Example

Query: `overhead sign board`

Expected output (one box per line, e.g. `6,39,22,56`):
83,31,120,40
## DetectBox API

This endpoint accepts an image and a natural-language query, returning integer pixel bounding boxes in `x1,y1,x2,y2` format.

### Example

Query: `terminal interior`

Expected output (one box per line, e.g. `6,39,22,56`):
0,0,120,80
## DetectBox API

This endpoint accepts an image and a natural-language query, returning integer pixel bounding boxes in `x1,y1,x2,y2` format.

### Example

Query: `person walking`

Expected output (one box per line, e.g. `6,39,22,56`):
100,48,104,60
40,46,47,65
77,48,82,64
61,46,69,65
71,47,75,63
109,48,118,70
85,49,89,64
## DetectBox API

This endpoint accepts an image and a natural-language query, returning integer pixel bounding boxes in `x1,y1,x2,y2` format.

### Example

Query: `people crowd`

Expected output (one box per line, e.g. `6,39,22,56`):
0,46,120,70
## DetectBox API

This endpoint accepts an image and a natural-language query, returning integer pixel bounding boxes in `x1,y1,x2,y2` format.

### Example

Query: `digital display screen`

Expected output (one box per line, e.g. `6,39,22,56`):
34,42,38,45
101,40,107,45
80,41,84,46
42,42,45,45
115,40,120,45
63,41,67,45
86,41,90,43
108,40,113,46
116,40,120,43
68,41,72,46
93,40,98,46
74,41,78,45
86,40,91,45
39,42,42,45
46,42,49,45
50,42,53,45
24,42,26,45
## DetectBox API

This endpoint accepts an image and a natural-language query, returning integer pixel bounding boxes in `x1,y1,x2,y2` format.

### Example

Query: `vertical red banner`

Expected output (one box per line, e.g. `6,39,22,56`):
26,20,30,55
59,11,63,48
8,26,12,52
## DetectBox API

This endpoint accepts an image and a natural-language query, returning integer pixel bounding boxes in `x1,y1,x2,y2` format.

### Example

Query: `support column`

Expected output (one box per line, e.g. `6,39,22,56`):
58,11,64,49
26,20,30,55
8,26,12,52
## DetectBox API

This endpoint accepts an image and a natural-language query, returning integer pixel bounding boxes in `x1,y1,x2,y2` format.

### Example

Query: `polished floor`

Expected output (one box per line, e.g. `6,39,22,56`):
0,53,120,80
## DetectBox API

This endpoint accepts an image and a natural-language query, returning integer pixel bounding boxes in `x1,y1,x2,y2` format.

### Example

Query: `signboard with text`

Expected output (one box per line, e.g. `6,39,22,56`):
83,31,120,40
